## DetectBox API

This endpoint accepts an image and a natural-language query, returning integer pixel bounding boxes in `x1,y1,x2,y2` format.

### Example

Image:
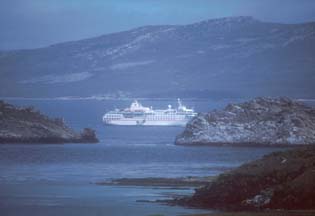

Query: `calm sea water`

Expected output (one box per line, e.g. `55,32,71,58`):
0,98,301,216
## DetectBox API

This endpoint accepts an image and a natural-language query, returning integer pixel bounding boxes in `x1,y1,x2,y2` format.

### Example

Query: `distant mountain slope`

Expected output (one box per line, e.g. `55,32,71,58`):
0,16,314,98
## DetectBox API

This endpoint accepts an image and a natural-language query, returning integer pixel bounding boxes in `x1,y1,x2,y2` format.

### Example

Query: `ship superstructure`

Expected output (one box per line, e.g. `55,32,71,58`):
102,99,197,126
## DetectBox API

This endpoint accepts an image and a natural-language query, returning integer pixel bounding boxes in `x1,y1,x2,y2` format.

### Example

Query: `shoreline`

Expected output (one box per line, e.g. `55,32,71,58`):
175,142,309,148
0,100,99,144
173,146,315,212
184,210,315,216
96,176,315,216
0,137,99,144
96,176,215,188
2,97,315,102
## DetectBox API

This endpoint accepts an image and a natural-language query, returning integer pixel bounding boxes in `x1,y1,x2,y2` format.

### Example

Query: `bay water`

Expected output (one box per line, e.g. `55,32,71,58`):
0,99,293,216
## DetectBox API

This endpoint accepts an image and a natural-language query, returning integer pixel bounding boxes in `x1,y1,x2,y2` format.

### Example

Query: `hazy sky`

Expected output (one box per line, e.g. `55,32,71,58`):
1,0,315,50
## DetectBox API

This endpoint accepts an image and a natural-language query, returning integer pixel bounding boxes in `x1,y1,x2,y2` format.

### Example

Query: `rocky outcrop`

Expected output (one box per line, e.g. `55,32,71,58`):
175,146,315,210
0,100,98,143
176,97,315,146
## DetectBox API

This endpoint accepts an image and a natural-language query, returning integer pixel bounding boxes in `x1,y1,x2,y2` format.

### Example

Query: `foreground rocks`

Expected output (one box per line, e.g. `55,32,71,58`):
174,147,315,210
176,97,315,146
0,100,98,143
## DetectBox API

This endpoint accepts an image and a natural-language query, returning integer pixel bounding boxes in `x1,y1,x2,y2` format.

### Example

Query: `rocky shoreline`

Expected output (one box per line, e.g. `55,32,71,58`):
176,97,315,146
0,100,98,144
184,211,315,216
172,146,315,211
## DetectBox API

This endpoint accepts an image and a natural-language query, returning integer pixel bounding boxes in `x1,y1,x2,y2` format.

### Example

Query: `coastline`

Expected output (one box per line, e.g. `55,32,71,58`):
96,176,215,188
175,142,308,148
96,172,315,216
0,137,98,144
176,97,315,147
172,146,315,211
184,210,315,216
0,100,99,144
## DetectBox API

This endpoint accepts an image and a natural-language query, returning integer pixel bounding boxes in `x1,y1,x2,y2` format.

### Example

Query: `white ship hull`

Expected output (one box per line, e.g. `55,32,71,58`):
102,99,196,127
104,119,188,126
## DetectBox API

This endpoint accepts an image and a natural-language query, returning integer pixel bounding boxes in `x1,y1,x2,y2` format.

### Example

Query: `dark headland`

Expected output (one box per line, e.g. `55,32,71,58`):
173,146,315,211
0,100,98,144
176,97,315,146
171,97,315,212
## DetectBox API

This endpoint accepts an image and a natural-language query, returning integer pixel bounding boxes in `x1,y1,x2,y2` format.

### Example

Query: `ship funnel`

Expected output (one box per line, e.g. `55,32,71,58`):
177,98,182,107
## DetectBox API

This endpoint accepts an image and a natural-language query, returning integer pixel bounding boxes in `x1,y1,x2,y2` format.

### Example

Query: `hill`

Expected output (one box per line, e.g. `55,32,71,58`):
0,16,314,98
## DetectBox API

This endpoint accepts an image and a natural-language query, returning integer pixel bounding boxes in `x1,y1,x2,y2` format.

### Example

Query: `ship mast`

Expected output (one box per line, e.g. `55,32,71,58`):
177,98,182,108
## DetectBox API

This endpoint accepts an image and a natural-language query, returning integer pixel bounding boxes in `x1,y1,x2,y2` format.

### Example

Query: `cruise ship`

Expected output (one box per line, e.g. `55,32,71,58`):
102,99,197,126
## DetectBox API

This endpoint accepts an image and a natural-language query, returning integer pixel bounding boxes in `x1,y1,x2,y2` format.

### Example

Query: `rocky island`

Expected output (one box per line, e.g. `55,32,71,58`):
176,97,315,146
0,100,98,144
174,146,315,211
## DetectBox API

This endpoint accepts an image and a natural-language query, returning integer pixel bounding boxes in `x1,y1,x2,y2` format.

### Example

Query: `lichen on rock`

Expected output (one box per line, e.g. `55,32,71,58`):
0,100,99,144
176,97,315,146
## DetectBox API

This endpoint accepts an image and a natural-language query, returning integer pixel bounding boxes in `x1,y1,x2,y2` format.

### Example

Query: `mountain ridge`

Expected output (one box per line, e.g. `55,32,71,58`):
1,16,314,98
